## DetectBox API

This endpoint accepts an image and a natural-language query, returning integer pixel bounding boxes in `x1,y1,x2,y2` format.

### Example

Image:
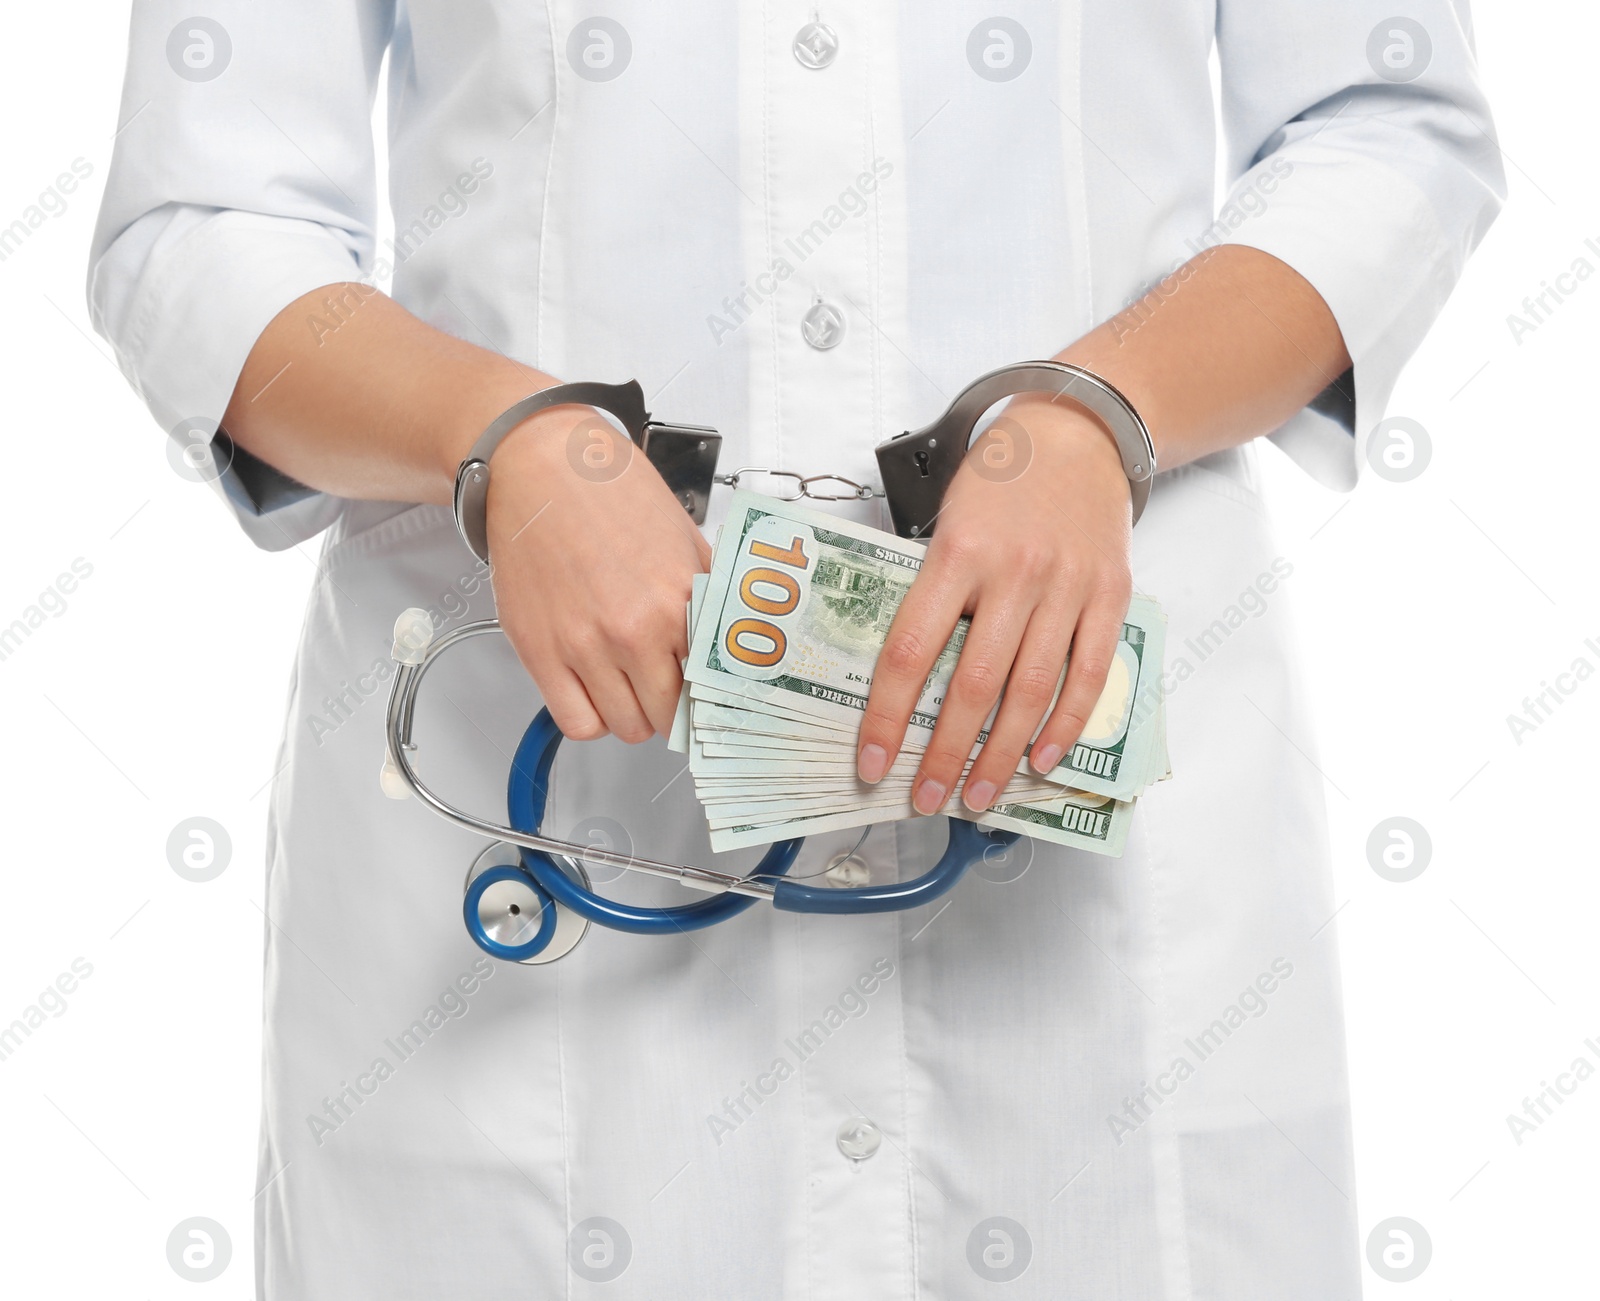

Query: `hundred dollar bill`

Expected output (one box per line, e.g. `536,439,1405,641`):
1030,598,1166,801
710,783,1131,856
957,789,1133,858
684,491,1163,800
684,491,958,729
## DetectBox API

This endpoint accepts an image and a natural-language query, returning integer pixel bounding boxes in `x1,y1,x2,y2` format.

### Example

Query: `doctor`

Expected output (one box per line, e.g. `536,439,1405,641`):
91,2,1500,1296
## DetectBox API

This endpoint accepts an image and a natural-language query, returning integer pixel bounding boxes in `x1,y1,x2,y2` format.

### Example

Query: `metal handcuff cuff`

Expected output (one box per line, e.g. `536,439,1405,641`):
382,362,1155,964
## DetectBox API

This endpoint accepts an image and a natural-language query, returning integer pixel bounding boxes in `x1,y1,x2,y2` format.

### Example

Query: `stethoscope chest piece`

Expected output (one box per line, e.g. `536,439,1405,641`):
464,841,591,965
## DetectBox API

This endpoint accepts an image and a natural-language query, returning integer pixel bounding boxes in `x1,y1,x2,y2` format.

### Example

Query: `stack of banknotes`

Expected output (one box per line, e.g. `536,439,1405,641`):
669,492,1169,857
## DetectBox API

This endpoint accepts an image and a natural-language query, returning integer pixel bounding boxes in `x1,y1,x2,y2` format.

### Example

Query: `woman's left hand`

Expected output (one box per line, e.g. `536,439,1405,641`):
856,397,1134,813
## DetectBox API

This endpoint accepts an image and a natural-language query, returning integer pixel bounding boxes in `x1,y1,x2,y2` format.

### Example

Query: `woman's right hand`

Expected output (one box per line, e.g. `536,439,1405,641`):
214,285,709,742
484,407,711,743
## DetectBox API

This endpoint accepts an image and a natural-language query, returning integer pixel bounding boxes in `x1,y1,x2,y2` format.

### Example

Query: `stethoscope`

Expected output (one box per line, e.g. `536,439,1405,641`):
381,360,1156,964
379,610,1022,964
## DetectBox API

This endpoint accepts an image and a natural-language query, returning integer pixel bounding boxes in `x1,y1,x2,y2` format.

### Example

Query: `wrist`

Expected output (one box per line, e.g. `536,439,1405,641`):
461,381,647,562
1003,394,1131,500
486,402,618,493
431,359,559,495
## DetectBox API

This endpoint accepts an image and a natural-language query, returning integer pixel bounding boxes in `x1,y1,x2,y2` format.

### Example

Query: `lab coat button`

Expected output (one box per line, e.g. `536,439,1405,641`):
836,1117,881,1161
802,301,846,350
793,22,839,69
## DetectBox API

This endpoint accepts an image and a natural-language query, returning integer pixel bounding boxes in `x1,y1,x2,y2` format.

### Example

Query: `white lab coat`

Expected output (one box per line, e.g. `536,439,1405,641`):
89,2,1502,1296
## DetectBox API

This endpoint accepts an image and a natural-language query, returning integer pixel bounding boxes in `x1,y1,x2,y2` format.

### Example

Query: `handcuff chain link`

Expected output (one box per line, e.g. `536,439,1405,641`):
714,466,884,502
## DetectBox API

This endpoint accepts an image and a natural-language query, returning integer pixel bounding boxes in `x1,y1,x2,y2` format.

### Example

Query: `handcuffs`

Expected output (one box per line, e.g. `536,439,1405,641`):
399,361,1156,964
452,360,1156,558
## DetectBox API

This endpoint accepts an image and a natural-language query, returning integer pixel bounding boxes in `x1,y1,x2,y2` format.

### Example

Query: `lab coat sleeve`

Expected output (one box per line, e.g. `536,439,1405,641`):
1212,0,1505,489
87,2,393,550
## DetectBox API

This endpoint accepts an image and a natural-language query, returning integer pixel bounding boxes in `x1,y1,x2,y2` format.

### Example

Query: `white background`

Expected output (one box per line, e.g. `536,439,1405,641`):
1,3,1595,1296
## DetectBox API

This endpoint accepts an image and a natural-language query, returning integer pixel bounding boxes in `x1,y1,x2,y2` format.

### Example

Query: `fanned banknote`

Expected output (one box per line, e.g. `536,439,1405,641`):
673,491,1166,856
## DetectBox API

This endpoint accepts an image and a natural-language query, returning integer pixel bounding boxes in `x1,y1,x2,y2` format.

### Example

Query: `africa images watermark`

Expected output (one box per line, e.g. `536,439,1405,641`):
1110,159,1294,343
1106,958,1295,1145
1169,558,1294,682
1504,236,1600,345
705,156,894,346
1504,633,1600,745
705,956,896,1145
303,556,492,746
0,557,94,665
305,157,496,346
0,157,94,266
1504,1034,1600,1146
1127,557,1295,734
305,957,497,1146
0,958,94,1064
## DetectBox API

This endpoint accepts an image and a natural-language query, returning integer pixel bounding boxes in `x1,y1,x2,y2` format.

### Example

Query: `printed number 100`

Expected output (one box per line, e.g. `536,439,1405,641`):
724,536,811,668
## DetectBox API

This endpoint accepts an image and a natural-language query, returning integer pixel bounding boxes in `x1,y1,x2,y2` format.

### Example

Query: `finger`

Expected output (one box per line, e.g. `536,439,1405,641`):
605,589,689,737
911,597,1030,815
1030,592,1130,772
626,652,687,738
960,605,1076,811
856,564,970,783
504,622,609,740
541,669,608,740
576,664,655,745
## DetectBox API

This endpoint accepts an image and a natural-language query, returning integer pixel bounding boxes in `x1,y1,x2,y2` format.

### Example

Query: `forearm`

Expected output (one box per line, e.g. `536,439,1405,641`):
868,246,1350,802
221,283,555,506
1050,244,1352,472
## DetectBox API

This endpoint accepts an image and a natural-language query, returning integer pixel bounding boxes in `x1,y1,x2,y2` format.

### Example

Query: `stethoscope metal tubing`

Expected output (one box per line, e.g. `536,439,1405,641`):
383,620,776,901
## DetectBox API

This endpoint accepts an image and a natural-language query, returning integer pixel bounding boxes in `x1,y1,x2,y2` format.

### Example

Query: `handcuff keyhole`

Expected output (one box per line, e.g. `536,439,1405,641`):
913,449,931,477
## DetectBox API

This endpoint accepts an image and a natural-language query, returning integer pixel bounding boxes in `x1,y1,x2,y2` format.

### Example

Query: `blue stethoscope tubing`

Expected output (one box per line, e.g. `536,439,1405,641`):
462,707,1021,961
381,611,1019,964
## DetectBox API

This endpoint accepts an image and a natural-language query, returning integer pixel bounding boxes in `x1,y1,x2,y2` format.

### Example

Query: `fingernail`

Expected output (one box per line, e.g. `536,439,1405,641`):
913,776,946,815
858,744,889,784
962,779,997,812
1031,743,1064,774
